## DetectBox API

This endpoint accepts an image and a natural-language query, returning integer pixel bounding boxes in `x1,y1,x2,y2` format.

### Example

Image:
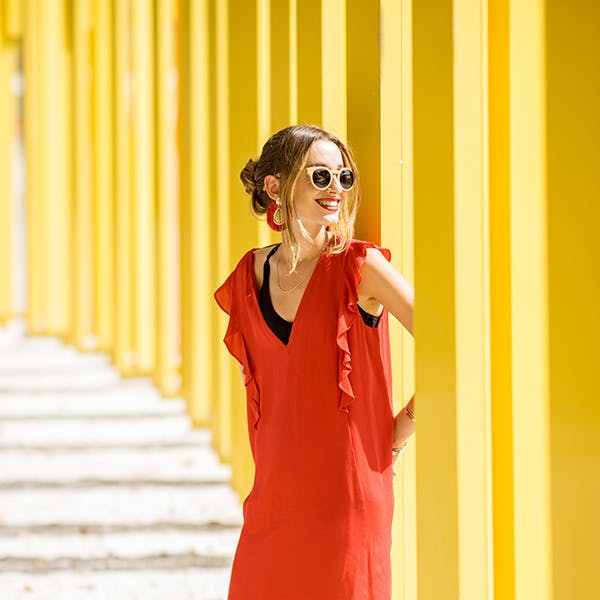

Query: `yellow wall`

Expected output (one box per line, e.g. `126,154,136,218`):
1,1,598,598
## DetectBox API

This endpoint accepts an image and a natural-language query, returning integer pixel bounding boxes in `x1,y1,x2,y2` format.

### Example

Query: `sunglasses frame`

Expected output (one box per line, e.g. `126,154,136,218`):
305,166,355,191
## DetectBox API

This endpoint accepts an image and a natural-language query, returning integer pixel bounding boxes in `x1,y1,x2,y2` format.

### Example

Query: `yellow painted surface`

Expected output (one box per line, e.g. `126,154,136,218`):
546,2,600,598
412,1,459,598
0,24,16,321
112,0,136,373
155,0,181,397
346,0,380,242
71,0,95,350
130,0,156,374
510,1,552,598
92,0,115,353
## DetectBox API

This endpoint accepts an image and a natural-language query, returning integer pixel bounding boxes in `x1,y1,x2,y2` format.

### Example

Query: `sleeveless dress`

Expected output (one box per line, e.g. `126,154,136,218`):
214,239,395,600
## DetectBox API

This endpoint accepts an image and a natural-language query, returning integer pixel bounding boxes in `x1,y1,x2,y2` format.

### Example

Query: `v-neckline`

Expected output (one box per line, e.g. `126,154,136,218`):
250,245,326,348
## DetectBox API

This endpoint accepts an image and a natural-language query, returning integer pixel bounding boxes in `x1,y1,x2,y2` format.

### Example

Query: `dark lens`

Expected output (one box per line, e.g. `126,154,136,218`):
339,169,354,190
311,168,331,189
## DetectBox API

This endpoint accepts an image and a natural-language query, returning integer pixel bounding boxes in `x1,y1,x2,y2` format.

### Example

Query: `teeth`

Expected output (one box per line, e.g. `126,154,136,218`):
317,200,339,208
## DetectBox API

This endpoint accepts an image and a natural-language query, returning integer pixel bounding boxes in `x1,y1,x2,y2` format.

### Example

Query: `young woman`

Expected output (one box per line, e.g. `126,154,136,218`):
215,124,415,599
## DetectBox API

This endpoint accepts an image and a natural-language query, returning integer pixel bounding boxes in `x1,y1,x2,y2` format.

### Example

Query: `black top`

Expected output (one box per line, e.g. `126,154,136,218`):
258,245,381,346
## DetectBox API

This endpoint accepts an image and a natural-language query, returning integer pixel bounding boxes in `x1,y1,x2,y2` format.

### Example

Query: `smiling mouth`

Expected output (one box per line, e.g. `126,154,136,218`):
315,198,340,211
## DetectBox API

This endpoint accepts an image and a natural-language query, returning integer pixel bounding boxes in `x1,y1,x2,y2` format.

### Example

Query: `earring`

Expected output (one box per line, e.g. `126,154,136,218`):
266,200,285,232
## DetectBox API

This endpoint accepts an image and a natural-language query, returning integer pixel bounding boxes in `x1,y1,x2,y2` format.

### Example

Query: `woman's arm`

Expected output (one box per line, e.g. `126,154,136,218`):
358,247,414,336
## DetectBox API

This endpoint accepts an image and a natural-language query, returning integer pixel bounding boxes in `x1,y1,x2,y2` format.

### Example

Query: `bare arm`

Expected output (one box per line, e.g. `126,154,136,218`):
357,247,414,336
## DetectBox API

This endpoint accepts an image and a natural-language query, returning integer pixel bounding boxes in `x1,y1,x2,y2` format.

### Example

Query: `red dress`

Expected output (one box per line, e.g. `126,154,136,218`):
214,239,395,600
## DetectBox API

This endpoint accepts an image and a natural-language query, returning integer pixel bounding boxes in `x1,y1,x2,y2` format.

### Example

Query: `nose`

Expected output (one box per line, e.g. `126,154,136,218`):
328,174,343,193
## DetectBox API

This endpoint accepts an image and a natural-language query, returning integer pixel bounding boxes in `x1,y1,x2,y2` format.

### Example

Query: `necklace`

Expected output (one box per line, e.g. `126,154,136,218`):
274,247,322,293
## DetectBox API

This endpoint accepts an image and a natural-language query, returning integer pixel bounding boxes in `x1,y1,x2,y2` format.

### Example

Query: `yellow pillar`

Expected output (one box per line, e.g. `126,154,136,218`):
112,0,136,372
131,0,156,374
412,1,459,598
92,0,115,353
227,0,262,497
489,0,516,598
23,0,72,336
296,0,321,125
453,1,494,597
546,1,600,598
346,0,380,242
71,0,96,350
509,1,552,598
0,1,19,322
380,2,417,599
155,0,181,397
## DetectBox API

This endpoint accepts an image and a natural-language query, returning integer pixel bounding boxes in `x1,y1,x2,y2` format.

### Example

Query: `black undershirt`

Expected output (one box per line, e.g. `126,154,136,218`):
258,245,381,346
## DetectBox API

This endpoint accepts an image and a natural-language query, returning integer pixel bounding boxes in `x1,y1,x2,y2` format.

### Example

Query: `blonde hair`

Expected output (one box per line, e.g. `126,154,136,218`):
240,124,361,271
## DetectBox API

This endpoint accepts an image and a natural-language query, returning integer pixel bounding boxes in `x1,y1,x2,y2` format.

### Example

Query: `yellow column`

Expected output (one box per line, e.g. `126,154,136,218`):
489,1,516,598
346,0,380,242
213,0,232,462
296,0,321,124
155,0,181,397
0,2,19,321
228,0,262,496
131,0,156,374
92,0,115,353
412,1,459,598
23,0,72,336
453,0,494,597
509,1,551,598
71,0,96,350
112,0,136,372
380,2,417,599
320,0,345,139
269,0,294,131
546,1,600,598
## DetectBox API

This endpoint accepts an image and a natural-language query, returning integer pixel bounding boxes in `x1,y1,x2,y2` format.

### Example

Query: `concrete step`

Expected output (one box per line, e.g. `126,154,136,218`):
0,415,211,448
0,485,244,529
0,569,232,600
0,528,240,564
0,446,231,486
0,391,184,418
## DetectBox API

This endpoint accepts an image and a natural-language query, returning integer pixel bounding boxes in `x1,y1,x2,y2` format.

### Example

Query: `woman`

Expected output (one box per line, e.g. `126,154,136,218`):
214,124,415,600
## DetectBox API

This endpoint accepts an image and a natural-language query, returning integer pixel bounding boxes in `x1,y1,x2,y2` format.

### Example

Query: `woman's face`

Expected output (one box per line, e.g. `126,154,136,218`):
291,140,347,237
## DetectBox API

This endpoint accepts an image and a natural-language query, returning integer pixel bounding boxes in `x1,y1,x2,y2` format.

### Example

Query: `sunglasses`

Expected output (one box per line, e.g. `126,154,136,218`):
305,166,355,191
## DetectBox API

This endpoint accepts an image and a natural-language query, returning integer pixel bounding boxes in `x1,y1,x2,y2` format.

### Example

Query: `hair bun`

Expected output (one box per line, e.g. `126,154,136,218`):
240,158,258,196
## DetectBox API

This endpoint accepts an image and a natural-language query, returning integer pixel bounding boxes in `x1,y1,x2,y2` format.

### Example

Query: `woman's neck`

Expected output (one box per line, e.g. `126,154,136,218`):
278,226,328,265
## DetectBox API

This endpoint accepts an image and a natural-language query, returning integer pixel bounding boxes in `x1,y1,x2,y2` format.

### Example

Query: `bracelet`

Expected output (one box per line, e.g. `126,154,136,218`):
392,441,408,456
405,404,415,421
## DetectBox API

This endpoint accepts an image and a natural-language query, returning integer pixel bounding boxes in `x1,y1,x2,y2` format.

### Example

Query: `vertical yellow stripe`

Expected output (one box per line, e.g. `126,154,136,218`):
380,1,417,598
296,0,321,124
453,0,494,597
71,0,96,350
321,0,346,139
155,0,181,397
112,0,135,372
131,0,156,374
510,0,551,598
346,0,380,242
412,1,459,597
92,0,115,352
546,1,600,598
488,0,516,597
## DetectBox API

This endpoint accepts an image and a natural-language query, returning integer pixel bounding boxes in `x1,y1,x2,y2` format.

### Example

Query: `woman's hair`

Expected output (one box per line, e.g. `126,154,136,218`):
240,124,360,271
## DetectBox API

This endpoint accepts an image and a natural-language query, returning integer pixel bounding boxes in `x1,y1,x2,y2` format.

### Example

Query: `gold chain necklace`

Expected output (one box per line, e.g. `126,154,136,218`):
275,249,321,293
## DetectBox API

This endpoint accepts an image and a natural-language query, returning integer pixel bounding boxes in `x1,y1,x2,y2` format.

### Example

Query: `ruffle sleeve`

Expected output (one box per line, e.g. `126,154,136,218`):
337,240,392,413
214,252,261,430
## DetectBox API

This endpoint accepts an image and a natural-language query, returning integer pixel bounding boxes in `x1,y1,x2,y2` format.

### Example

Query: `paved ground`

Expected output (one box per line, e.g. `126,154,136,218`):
0,320,242,599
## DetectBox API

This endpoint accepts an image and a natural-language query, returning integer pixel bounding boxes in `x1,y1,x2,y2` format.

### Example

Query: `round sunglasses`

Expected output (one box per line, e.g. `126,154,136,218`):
305,166,355,191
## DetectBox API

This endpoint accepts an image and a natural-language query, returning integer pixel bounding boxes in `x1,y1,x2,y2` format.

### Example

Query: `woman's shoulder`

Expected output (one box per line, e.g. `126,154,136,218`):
343,238,392,261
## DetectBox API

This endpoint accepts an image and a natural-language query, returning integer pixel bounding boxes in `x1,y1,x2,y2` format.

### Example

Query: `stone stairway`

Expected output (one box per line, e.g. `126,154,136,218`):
0,321,242,599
